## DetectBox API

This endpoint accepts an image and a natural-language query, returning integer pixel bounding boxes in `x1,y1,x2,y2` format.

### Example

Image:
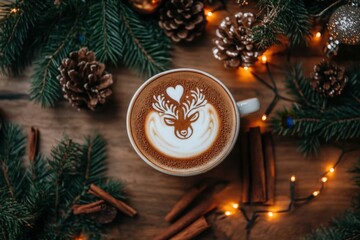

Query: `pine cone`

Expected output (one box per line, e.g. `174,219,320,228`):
159,0,206,42
58,48,113,111
212,12,263,68
310,60,348,97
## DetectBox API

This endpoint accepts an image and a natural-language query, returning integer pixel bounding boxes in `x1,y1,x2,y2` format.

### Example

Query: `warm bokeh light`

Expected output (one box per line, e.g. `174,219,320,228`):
207,11,213,17
236,66,254,83
329,167,335,173
10,8,18,14
261,55,267,64
291,176,296,182
74,234,86,240
315,32,321,38
313,191,320,197
261,114,267,121
232,203,239,209
225,211,233,216
268,211,274,217
321,177,328,183
243,66,249,71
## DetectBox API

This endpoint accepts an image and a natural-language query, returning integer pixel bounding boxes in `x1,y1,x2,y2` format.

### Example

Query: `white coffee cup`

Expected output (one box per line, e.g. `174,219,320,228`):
127,68,260,176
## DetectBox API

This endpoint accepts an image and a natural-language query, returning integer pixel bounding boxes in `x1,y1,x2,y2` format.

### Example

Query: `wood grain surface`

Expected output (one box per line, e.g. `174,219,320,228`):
1,2,359,240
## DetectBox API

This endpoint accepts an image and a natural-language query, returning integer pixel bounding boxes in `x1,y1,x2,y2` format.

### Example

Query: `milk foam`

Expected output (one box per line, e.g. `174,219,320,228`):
145,104,220,159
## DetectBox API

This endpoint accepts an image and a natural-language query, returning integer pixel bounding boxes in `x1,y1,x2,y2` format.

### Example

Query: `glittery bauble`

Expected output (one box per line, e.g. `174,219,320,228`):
327,3,360,45
128,0,162,14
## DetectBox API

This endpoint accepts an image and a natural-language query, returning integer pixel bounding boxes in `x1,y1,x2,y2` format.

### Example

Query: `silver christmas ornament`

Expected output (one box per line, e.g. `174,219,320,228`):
325,0,360,56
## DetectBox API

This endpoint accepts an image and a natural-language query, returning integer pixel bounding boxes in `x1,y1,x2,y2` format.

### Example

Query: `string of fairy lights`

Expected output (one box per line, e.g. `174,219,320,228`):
205,8,359,240
218,146,358,239
1,4,356,240
206,4,324,121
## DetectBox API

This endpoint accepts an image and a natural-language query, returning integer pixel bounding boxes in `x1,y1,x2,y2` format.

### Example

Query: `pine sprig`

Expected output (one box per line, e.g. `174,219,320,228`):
0,122,126,240
253,0,312,49
30,14,79,107
0,0,172,107
0,190,34,240
118,3,172,77
88,0,123,65
0,123,27,199
0,0,50,75
271,65,360,155
81,135,107,184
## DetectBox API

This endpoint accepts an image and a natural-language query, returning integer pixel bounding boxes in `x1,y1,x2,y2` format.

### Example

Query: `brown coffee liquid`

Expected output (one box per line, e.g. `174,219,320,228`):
128,71,237,172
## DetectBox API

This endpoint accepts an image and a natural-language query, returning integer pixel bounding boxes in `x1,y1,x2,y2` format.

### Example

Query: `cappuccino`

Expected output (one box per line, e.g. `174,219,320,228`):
127,70,237,174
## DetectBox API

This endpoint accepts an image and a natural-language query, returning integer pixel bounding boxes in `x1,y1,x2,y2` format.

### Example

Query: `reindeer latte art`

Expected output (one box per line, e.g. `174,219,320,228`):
147,86,220,158
127,70,237,173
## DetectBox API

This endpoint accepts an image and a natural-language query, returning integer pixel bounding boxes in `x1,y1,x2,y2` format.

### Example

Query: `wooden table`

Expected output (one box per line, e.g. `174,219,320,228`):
1,2,358,239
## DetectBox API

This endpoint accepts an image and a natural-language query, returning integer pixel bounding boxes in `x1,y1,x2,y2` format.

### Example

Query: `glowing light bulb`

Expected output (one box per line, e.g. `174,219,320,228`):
291,176,296,182
74,234,86,240
261,114,267,121
315,32,321,38
207,11,213,17
232,203,239,209
268,211,274,217
225,211,233,216
329,167,335,173
10,8,18,14
244,66,249,71
261,55,267,64
321,177,328,183
313,191,320,197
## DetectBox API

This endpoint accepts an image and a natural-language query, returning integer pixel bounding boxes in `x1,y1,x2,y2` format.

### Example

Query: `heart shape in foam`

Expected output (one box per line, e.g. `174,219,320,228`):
166,85,184,103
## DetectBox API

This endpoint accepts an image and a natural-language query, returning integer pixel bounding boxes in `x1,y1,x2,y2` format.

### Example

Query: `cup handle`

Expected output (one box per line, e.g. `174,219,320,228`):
236,98,260,117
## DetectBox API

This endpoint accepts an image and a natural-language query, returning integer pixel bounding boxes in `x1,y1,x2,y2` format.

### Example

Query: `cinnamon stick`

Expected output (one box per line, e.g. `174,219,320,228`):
165,182,208,222
154,199,216,240
88,184,137,217
249,127,266,203
170,216,210,240
263,132,276,205
240,132,250,203
73,200,104,215
29,127,39,162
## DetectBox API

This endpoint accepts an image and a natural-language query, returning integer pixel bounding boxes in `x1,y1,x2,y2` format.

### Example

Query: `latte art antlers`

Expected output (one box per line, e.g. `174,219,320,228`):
127,69,244,173
152,85,208,139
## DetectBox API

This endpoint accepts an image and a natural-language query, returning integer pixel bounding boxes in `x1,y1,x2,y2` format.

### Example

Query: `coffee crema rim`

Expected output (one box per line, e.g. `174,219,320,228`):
126,68,240,176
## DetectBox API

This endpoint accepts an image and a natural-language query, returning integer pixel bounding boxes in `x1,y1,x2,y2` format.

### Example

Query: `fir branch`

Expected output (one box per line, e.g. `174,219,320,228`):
82,135,107,184
88,0,123,65
1,163,15,198
49,137,82,219
285,64,327,109
30,14,79,107
0,0,50,75
271,65,360,155
59,135,108,219
25,155,53,216
303,211,360,240
253,0,312,49
298,135,321,156
0,189,34,240
118,2,172,77
0,122,126,239
0,123,28,199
